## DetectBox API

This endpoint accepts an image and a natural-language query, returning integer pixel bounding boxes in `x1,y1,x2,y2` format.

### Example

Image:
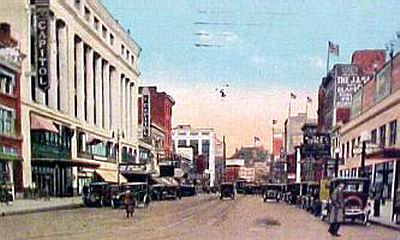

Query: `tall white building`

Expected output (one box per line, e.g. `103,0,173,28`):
172,125,217,187
0,0,141,196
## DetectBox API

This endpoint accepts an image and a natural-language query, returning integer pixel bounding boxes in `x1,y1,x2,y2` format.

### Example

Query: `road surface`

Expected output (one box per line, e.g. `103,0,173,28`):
0,195,398,240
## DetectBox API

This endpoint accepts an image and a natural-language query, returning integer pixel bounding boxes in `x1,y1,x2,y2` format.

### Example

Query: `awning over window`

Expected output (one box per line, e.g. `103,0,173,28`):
94,169,127,183
152,177,178,186
30,114,59,133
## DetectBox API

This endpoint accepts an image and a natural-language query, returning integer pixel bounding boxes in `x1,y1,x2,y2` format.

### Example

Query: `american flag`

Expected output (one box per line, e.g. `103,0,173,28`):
307,96,312,103
272,119,278,125
290,92,297,99
328,41,339,56
254,136,260,142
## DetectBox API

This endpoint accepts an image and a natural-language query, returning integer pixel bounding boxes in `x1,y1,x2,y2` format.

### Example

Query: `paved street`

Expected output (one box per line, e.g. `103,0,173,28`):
0,195,398,240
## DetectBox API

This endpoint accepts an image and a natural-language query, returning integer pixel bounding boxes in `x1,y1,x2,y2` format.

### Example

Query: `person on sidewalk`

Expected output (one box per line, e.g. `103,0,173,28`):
124,190,134,218
329,183,345,237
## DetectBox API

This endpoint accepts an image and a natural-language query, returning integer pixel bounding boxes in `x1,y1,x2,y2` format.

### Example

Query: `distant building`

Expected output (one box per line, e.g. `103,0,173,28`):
172,125,217,187
137,86,175,177
284,113,316,183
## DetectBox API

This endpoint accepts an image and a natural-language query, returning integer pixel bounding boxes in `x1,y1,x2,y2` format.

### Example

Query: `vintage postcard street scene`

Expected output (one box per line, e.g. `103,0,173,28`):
0,0,399,239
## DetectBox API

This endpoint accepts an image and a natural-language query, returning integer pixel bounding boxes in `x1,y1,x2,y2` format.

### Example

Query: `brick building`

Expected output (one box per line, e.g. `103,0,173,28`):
0,23,24,197
337,52,400,224
138,86,175,173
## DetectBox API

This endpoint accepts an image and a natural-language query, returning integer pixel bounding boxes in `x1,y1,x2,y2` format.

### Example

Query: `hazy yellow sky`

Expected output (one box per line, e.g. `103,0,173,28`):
153,81,318,156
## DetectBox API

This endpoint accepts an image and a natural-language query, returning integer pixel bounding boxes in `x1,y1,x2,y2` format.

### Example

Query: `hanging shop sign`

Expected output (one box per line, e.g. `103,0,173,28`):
142,88,151,139
35,0,50,91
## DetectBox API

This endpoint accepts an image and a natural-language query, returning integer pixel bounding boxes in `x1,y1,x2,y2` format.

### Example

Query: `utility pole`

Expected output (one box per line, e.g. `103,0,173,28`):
223,135,226,168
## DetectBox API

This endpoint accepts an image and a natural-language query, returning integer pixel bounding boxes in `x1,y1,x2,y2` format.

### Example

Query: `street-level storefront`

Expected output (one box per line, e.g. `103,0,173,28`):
339,149,400,225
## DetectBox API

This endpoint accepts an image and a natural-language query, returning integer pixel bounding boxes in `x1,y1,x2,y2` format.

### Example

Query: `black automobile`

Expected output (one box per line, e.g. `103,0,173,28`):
83,182,119,207
328,178,371,225
151,184,181,201
263,184,284,202
112,182,150,208
180,184,196,197
220,182,235,200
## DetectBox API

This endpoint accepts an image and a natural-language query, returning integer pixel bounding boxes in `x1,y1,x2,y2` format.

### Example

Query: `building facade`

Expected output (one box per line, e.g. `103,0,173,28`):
172,125,217,187
0,0,141,196
138,86,175,165
0,23,24,197
337,52,400,224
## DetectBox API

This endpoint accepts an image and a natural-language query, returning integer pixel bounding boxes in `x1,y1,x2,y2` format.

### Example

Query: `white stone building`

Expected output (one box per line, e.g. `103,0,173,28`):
0,0,141,196
172,125,217,187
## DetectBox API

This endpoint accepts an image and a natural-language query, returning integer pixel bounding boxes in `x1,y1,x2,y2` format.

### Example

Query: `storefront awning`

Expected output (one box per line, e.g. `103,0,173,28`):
94,169,127,183
30,114,59,133
152,177,178,186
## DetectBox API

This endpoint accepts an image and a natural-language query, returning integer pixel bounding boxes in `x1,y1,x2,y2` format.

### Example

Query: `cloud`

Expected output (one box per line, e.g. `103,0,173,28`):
194,31,241,47
306,56,325,69
250,54,267,66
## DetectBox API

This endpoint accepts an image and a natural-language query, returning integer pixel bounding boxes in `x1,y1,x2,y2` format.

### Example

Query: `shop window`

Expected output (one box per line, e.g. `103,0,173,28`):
0,107,14,136
109,33,114,45
121,44,125,55
93,17,99,31
84,6,90,22
346,141,350,159
389,120,397,146
351,138,356,157
178,140,186,147
371,129,377,144
102,25,107,39
74,0,81,10
379,125,386,148
0,69,15,95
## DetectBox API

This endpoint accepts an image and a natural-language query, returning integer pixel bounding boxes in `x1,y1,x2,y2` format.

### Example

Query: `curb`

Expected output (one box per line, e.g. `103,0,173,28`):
1,203,84,217
370,219,400,231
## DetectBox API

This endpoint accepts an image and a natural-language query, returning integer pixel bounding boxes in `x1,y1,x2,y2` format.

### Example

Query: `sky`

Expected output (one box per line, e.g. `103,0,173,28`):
102,0,400,155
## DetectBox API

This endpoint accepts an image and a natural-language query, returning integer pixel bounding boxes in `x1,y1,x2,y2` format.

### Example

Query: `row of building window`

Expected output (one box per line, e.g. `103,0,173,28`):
175,139,211,156
174,132,211,136
339,119,398,161
74,0,136,69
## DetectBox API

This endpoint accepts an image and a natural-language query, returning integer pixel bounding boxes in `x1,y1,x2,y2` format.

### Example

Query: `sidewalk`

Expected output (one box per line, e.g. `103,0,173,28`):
370,216,400,231
0,197,83,217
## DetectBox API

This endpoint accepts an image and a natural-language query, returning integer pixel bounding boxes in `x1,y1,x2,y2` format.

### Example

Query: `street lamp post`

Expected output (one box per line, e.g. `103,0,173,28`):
113,129,124,185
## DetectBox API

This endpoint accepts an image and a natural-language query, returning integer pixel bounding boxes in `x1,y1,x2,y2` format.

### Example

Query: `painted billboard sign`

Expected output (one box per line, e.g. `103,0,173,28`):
142,87,151,139
35,0,50,91
335,64,372,107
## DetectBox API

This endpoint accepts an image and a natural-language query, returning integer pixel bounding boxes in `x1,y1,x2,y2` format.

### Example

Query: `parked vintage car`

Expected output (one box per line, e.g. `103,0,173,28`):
83,182,119,207
112,182,150,208
220,182,235,200
0,185,13,205
263,184,284,202
324,178,371,225
180,184,196,197
150,184,181,201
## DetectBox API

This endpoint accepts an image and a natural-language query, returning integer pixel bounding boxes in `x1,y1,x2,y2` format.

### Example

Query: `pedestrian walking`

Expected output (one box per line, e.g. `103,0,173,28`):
124,190,134,218
328,183,345,237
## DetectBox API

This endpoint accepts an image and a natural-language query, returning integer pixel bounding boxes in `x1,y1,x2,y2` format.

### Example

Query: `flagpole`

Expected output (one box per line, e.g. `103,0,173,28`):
305,99,308,118
326,41,330,75
288,98,292,118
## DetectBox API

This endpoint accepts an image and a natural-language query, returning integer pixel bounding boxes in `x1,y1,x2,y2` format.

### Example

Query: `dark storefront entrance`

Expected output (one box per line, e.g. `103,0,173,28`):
32,164,73,197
